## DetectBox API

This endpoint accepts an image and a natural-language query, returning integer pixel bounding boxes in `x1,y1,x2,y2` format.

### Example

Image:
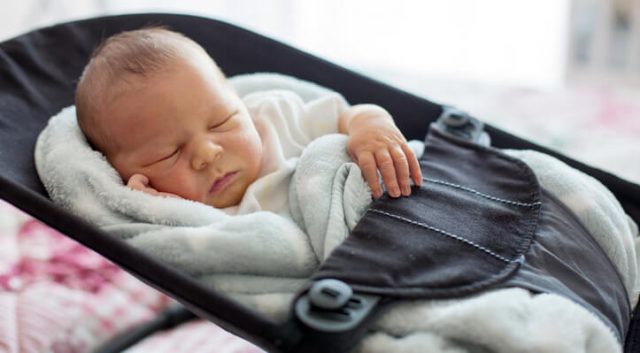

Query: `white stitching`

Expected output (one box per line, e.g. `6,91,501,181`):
422,177,541,207
369,208,517,264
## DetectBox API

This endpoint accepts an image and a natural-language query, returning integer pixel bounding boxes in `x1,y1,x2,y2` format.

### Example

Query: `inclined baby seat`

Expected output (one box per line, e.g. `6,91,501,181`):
1,13,640,353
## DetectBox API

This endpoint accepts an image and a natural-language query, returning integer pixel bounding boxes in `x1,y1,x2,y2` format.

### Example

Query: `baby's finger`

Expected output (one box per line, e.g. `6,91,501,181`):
127,174,149,190
358,152,383,198
401,143,423,186
389,145,411,196
375,149,401,198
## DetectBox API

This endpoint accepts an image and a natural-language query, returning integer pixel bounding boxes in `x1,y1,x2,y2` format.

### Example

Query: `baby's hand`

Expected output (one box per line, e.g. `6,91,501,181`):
345,105,422,199
127,174,182,199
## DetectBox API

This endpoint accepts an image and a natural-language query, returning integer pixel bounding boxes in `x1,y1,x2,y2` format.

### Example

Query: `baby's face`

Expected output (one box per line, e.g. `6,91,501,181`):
104,55,263,208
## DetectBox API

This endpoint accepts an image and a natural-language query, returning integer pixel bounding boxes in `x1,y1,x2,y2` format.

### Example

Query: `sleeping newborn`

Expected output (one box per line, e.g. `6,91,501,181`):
74,27,422,213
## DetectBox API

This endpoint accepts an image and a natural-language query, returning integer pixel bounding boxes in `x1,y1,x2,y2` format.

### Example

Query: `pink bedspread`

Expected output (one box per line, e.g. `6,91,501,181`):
0,201,263,353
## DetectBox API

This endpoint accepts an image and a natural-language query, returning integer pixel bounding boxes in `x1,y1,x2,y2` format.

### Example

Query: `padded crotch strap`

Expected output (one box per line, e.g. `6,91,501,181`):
312,125,539,297
291,122,630,353
290,123,538,353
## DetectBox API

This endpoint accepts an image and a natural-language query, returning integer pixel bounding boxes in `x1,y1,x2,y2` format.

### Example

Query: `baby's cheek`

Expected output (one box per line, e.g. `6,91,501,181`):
153,173,203,202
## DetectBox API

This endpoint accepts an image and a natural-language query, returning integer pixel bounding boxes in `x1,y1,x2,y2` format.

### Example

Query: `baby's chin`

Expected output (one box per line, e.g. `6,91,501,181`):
205,195,242,209
204,186,247,209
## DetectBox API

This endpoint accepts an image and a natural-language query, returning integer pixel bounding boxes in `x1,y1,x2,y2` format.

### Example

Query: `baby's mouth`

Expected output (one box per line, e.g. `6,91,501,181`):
209,171,238,195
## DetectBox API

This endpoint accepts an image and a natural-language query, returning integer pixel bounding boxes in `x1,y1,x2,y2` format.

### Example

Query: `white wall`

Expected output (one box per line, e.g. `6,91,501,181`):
292,0,571,88
0,0,570,89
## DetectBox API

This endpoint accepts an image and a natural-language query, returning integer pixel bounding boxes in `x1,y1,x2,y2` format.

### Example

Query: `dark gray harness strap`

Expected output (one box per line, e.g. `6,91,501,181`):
315,127,538,298
292,121,631,352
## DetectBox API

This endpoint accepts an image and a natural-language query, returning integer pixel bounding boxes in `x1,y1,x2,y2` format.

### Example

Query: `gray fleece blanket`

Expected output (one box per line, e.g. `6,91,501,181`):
35,73,639,353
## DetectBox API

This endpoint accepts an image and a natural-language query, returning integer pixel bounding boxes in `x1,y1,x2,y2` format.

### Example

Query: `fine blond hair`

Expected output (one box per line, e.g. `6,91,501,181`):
75,27,219,155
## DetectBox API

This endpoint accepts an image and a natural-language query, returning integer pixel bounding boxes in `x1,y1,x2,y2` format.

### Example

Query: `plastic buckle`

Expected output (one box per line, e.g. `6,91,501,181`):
295,279,380,332
435,106,491,146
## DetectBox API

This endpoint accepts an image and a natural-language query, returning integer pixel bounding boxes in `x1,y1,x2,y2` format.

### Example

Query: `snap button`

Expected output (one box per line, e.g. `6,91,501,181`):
308,279,353,310
435,106,491,146
441,110,470,127
295,278,381,332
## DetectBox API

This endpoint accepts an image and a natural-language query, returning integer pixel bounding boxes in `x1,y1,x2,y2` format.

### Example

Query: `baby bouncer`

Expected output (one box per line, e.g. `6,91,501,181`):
1,13,639,353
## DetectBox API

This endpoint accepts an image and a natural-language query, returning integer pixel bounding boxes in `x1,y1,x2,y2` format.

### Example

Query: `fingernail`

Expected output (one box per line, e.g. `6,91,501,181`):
392,189,401,198
403,186,411,196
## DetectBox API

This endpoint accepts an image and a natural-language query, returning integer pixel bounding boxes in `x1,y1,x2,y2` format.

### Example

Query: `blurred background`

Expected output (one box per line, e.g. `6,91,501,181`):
2,0,639,89
0,2,639,352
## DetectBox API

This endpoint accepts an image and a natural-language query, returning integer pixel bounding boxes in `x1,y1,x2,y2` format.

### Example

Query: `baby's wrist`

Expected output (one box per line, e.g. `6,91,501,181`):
346,105,393,132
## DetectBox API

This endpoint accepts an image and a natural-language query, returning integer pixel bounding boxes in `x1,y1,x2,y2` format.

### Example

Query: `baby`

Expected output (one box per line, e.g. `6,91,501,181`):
75,28,422,211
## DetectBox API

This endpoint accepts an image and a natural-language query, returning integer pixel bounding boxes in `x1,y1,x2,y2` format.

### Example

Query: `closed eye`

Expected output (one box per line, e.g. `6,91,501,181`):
142,148,179,167
160,148,180,162
209,110,238,129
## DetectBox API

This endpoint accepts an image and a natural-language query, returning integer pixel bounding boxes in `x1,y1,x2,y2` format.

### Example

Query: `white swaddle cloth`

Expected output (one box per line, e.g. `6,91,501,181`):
35,73,639,352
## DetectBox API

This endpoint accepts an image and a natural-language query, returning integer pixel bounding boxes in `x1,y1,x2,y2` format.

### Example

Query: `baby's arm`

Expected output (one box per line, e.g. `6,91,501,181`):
338,104,422,199
127,174,182,199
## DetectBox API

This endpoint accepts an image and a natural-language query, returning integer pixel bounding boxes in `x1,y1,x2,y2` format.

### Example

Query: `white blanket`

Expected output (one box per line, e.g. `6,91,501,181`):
35,73,639,353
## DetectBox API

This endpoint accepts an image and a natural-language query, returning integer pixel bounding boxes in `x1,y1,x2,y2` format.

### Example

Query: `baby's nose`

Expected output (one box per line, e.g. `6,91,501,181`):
191,140,222,170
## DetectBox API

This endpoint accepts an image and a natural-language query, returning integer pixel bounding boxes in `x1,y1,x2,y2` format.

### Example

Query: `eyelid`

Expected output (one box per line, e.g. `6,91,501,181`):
209,110,238,129
163,148,180,161
144,148,179,167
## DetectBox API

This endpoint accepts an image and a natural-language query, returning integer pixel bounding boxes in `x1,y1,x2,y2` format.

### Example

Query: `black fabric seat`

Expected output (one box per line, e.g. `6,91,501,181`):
1,13,639,352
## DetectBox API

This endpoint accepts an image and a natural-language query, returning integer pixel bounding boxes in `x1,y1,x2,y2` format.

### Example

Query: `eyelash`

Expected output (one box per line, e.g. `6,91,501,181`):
209,112,236,130
160,149,179,162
